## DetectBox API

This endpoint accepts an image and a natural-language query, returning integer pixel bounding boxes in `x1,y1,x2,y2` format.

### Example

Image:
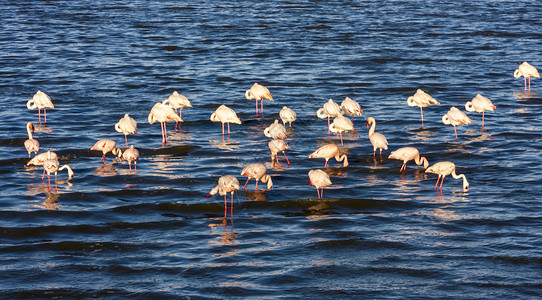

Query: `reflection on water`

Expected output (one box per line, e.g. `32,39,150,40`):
209,139,242,151
513,91,538,100
28,192,61,210
93,164,119,177
244,191,268,201
209,221,241,247
306,201,331,221
408,128,438,141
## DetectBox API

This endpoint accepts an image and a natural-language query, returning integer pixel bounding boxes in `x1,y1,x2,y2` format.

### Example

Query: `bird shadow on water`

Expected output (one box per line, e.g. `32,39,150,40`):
513,90,539,100
93,163,119,177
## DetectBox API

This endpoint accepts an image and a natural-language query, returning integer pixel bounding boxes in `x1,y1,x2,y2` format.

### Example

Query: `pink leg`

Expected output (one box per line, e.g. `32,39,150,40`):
400,163,406,172
528,77,531,91
55,173,58,193
255,179,258,191
453,125,458,139
44,109,47,123
321,188,324,199
420,107,424,127
222,122,225,141
482,112,485,129
38,108,42,124
42,169,46,182
340,132,344,146
316,187,321,199
129,162,132,172
125,135,128,148
243,178,250,190
282,152,290,167
255,99,259,116
439,176,445,190
227,122,231,138
325,160,328,168
434,176,440,190
327,117,331,137
179,109,183,131
524,77,527,91
261,99,264,117
47,173,51,192
101,154,106,163
134,162,137,171
230,193,234,220
224,194,227,219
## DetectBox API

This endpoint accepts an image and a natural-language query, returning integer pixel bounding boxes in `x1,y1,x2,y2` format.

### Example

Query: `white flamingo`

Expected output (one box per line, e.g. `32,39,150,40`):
465,94,496,129
210,105,242,141
308,143,348,168
26,150,58,181
268,139,290,167
115,114,137,147
366,117,388,156
148,102,183,145
245,83,273,117
122,145,140,172
426,161,469,192
514,61,540,91
388,147,429,172
27,90,54,124
279,106,296,127
329,115,353,146
340,97,363,125
442,107,473,139
407,89,440,126
162,91,192,130
264,120,287,139
24,122,39,157
241,163,273,191
205,175,240,220
308,169,332,199
90,139,121,163
317,99,343,137
43,156,74,192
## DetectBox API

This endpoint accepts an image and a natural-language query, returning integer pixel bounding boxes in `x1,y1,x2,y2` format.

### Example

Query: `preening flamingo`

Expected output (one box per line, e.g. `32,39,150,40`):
162,91,192,130
43,157,74,192
148,102,183,145
425,161,469,192
340,97,363,125
308,143,348,168
308,169,332,199
279,106,296,127
122,145,140,172
115,114,137,147
245,83,273,117
388,147,429,172
268,139,290,167
442,107,473,139
514,62,540,91
366,117,388,156
90,139,121,163
26,90,54,124
317,99,342,137
407,89,440,127
264,120,287,139
26,150,58,181
465,94,496,129
210,105,242,141
205,175,240,220
241,163,273,191
24,122,39,157
329,115,353,146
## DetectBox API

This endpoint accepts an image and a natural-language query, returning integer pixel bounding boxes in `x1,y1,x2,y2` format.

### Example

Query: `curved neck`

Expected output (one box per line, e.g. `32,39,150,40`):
407,96,416,107
245,90,254,99
465,102,474,112
27,99,36,110
415,156,429,168
317,108,327,119
27,123,33,139
336,154,349,167
59,165,74,179
514,69,522,78
442,114,450,125
451,171,469,189
368,120,376,137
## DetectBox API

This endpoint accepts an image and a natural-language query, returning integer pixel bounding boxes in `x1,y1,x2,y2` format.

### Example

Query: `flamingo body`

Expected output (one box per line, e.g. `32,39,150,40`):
245,83,273,117
241,163,273,190
162,91,192,130
115,114,137,147
317,99,343,137
442,107,473,139
308,169,332,199
366,117,388,156
329,115,353,146
465,94,496,129
27,90,54,124
340,97,363,124
407,89,440,126
90,139,120,163
43,157,74,192
264,120,287,139
388,146,429,172
514,62,540,91
122,145,140,172
268,139,290,167
426,161,469,191
309,143,348,168
210,105,241,140
279,106,296,127
205,175,240,219
24,122,39,157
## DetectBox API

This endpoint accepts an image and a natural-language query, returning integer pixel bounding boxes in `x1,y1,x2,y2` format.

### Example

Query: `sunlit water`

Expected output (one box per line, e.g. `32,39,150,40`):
1,1,541,298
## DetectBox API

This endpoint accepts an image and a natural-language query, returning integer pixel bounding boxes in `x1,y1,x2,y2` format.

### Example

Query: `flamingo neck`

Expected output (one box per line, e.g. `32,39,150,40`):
368,121,376,137
451,171,469,190
407,96,416,107
415,156,429,169
245,90,254,100
27,124,33,139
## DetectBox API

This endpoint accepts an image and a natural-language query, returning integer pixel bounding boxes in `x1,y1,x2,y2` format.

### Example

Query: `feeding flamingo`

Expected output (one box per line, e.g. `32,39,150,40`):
317,99,342,137
388,146,429,172
407,89,440,127
205,175,240,220
442,107,473,140
122,145,140,172
366,117,388,156
264,120,287,139
26,90,54,124
245,83,273,117
162,91,192,130
514,61,540,91
308,143,348,168
426,161,469,192
210,105,242,141
24,122,39,157
148,102,183,145
241,163,273,191
115,114,137,147
329,115,353,146
279,106,296,127
465,94,496,129
43,157,74,192
26,150,58,181
308,169,332,199
340,97,363,125
268,139,290,167
90,139,121,163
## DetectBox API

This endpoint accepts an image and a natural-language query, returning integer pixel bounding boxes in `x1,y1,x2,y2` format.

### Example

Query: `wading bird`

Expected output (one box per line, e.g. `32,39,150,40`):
43,156,74,192
366,117,388,156
122,145,140,172
317,99,342,137
245,83,273,117
24,122,39,157
442,107,473,140
115,114,137,147
340,97,363,125
162,91,192,130
268,139,290,167
264,119,287,139
388,146,429,172
329,115,353,146
279,106,296,127
407,89,440,127
465,94,496,129
148,102,183,145
241,163,273,191
514,61,540,91
206,175,240,220
425,161,469,192
308,169,332,199
26,151,58,181
27,90,54,124
90,139,121,163
308,143,348,168
210,105,242,141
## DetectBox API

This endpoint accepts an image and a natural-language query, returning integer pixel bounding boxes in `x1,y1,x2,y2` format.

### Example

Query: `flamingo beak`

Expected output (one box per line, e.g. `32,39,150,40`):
205,194,212,198
308,179,312,186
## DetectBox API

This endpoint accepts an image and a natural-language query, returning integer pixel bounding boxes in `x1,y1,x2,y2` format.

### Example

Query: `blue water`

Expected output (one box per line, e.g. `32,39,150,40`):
1,1,541,298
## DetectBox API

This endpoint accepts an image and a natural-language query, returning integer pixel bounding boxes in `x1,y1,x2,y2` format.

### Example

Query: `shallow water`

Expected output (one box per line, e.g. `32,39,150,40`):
1,1,542,298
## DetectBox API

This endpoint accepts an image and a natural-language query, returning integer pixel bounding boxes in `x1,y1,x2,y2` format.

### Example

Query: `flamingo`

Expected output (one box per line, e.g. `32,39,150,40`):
407,89,440,127
205,175,240,220
308,143,348,168
514,61,540,91
122,145,140,172
308,169,332,199
245,83,273,117
90,139,121,163
279,106,296,127
268,139,290,167
241,163,273,191
210,105,242,141
329,115,353,146
465,94,496,129
43,157,74,192
24,122,39,157
426,161,469,192
442,107,473,139
26,150,58,181
388,147,429,172
340,97,363,125
317,99,343,137
148,102,183,145
264,120,287,139
26,90,54,124
366,117,388,156
115,114,137,147
162,91,192,130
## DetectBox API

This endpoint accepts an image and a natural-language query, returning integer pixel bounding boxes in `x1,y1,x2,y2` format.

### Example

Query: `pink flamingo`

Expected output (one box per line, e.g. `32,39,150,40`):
407,89,440,126
115,114,137,147
206,175,240,220
245,83,273,117
465,94,496,129
26,90,54,124
279,106,296,127
264,120,287,139
268,139,290,167
329,115,353,146
162,91,192,130
43,156,74,193
24,122,40,157
308,144,348,168
241,163,273,191
340,97,363,125
26,151,58,181
90,139,121,163
148,102,183,145
210,105,242,141
317,99,342,137
366,117,388,156
308,169,332,199
122,145,140,172
514,62,540,91
426,161,469,192
442,107,473,140
388,147,429,172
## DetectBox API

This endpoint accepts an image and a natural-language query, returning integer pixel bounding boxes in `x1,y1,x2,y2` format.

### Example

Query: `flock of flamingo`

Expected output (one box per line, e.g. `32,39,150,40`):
22,62,539,219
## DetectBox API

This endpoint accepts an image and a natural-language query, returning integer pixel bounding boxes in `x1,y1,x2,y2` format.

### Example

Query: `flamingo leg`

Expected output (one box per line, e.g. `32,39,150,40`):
255,179,258,191
261,98,264,117
243,178,250,190
528,77,531,91
222,122,225,141
128,162,132,172
223,194,227,219
400,163,406,172
179,109,183,131
439,176,445,190
44,109,47,123
434,176,441,190
316,187,321,199
482,111,485,129
327,117,331,137
54,173,58,193
101,153,106,163
340,132,344,146
255,99,259,116
420,107,424,127
125,135,128,148
282,152,290,167
38,108,42,125
453,125,458,140
230,192,234,221
47,173,51,192
227,122,231,138
325,160,328,168
321,188,324,199
42,169,46,182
